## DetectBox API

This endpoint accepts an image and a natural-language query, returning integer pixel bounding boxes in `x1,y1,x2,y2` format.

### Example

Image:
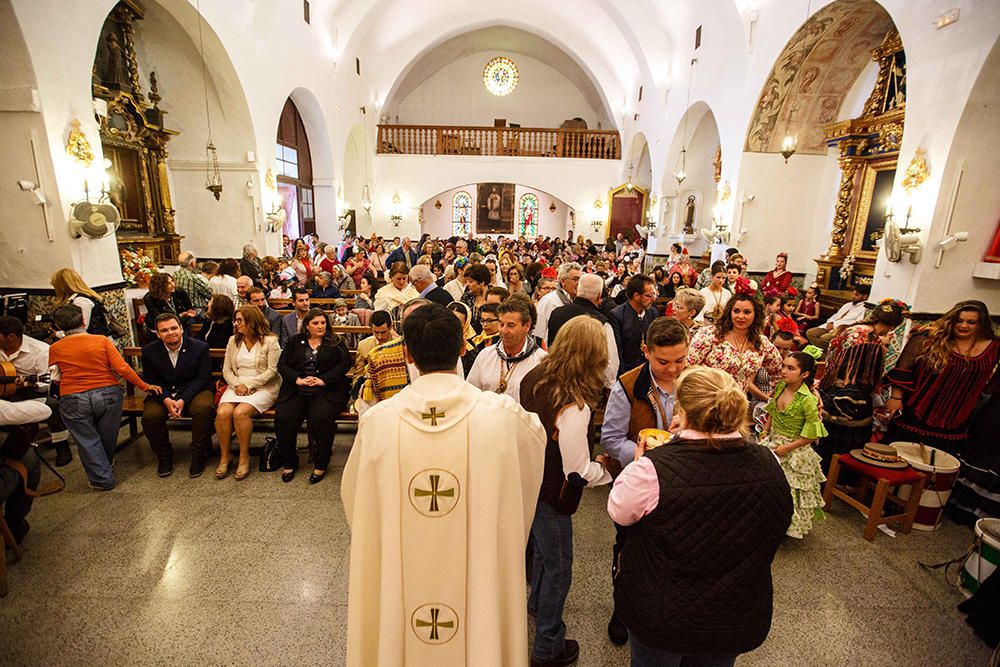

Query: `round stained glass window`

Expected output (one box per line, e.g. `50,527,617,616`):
483,57,519,96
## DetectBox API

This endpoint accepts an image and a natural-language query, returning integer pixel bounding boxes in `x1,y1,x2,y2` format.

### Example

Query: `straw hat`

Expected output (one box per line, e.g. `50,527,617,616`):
850,442,909,469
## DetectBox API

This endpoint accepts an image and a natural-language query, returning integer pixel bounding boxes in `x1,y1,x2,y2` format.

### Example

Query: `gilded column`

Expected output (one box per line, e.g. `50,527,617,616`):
826,156,863,259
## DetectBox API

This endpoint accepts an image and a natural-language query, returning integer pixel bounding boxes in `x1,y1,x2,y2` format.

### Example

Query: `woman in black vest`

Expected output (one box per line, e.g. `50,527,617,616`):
275,308,351,484
520,317,613,667
608,366,792,666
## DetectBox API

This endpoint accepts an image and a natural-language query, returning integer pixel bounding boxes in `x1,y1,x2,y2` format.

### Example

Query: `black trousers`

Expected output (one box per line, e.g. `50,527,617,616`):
274,392,340,470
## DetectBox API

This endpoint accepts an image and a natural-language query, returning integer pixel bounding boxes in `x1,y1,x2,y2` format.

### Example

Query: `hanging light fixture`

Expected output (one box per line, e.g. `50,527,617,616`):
625,163,635,193
674,58,697,186
196,0,222,200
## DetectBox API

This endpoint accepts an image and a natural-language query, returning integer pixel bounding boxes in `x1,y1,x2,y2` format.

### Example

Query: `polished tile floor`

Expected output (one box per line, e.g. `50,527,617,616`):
1,428,992,666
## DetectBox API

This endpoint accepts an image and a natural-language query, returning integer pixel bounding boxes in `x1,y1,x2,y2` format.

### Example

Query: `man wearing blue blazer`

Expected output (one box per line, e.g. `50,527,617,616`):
141,313,215,478
282,289,311,345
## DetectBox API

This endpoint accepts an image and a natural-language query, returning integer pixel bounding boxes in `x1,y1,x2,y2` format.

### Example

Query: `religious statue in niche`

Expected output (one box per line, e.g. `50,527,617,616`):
104,31,125,88
683,195,696,234
476,182,515,234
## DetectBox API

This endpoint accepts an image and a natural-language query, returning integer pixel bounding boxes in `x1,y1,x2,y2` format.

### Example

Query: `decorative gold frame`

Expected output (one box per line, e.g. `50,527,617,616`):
605,183,649,240
847,155,898,260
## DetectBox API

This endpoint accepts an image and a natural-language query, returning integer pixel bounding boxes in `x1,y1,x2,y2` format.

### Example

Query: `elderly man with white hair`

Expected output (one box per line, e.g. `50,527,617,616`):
546,273,620,388
239,242,261,285
235,275,254,306
533,261,582,343
408,264,453,306
174,251,213,309
386,236,418,268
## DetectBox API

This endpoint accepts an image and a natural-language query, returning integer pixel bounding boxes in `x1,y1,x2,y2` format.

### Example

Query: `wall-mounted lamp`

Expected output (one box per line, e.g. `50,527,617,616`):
17,180,47,206
361,185,372,214
389,192,403,227
780,135,797,163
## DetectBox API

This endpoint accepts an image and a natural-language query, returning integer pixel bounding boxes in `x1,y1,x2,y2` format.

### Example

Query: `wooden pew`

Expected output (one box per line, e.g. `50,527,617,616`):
270,297,356,310
117,346,359,449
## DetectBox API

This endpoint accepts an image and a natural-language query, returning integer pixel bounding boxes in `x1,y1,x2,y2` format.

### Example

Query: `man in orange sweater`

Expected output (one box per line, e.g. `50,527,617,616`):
48,305,160,490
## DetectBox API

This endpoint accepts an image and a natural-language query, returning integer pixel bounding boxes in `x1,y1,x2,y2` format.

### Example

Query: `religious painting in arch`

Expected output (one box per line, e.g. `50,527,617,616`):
518,193,539,238
276,98,315,238
476,182,515,234
452,191,472,237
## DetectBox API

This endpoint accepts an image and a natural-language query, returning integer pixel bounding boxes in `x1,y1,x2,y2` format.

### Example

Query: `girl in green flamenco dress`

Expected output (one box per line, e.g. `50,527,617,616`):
759,346,828,539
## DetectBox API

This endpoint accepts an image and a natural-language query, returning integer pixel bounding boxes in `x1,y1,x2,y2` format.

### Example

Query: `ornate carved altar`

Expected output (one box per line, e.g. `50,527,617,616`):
93,0,182,266
814,31,905,311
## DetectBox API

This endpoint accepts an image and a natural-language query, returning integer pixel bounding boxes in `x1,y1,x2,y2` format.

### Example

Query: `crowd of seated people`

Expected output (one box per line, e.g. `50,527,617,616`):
6,228,995,664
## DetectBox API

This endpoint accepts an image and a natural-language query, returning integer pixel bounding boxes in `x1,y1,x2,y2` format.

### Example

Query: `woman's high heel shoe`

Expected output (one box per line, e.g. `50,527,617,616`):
215,460,231,480
234,460,251,481
281,469,295,483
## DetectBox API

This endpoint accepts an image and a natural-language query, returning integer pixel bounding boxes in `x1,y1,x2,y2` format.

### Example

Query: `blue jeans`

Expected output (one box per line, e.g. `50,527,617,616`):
629,635,737,667
60,385,123,489
528,501,573,661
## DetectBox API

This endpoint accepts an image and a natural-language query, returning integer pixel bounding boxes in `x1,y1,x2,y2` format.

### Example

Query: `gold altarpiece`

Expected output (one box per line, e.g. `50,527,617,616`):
93,0,182,266
814,31,905,311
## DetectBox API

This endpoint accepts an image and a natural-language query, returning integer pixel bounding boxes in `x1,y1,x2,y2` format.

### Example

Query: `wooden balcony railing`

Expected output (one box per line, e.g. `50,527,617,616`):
377,124,621,160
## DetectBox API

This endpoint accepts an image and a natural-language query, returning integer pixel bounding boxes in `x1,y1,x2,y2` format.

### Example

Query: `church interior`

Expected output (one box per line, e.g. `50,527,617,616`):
1,0,1000,664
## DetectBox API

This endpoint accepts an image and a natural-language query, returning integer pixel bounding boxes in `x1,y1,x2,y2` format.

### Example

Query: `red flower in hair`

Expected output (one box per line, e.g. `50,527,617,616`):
788,286,798,297
733,276,754,296
541,267,558,279
777,317,798,335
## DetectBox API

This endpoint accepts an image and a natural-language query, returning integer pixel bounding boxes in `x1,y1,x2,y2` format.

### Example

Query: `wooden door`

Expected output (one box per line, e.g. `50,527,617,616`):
609,191,645,242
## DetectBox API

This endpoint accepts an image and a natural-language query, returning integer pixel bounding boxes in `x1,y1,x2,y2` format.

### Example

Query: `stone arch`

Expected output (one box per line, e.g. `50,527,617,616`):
744,0,897,155
285,87,337,240
660,102,721,245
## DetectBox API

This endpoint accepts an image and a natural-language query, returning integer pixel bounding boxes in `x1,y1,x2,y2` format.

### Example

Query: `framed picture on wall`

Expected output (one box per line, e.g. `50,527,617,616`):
476,182,515,234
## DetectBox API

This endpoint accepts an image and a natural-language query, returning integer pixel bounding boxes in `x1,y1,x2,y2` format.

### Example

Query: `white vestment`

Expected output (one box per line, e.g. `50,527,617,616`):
342,372,546,666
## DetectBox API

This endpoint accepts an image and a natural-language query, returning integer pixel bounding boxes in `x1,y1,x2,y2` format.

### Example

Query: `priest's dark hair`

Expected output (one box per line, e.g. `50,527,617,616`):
402,303,463,373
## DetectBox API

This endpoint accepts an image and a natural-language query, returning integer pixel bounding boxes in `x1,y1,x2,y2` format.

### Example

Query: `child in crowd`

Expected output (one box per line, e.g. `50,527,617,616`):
749,330,796,432
759,346,828,538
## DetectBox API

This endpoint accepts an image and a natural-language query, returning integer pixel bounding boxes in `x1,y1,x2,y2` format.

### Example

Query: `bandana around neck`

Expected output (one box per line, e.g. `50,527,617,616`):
495,335,539,364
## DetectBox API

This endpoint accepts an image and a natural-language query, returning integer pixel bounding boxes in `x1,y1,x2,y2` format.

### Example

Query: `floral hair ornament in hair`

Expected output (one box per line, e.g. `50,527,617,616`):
787,286,799,297
878,297,911,314
733,276,755,296
801,344,824,361
777,252,788,259
777,318,799,335
541,267,559,279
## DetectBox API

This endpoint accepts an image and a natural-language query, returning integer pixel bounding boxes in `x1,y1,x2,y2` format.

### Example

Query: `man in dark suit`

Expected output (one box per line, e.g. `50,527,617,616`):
248,287,286,346
548,273,620,387
281,288,311,344
141,313,215,478
608,274,659,373
386,236,419,268
408,264,453,306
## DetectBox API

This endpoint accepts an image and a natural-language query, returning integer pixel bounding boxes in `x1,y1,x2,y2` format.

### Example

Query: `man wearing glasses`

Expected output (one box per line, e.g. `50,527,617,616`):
608,274,660,372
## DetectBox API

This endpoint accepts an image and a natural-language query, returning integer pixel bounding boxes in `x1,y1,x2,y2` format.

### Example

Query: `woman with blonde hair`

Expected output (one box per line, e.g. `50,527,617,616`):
519,317,613,666
50,268,115,337
215,305,281,480
608,366,791,666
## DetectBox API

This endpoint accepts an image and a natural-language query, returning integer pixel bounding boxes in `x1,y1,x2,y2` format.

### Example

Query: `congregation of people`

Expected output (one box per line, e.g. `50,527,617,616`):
2,228,997,667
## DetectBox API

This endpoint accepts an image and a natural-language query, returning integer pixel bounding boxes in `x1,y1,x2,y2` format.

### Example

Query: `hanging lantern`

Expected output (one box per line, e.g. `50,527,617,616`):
205,140,222,200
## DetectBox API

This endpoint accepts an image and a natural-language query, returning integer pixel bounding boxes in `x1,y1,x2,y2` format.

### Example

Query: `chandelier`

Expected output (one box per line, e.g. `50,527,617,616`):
674,58,697,185
196,0,222,200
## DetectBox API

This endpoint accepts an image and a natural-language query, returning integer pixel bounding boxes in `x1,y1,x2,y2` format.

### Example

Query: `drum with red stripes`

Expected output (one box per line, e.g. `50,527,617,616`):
893,442,961,531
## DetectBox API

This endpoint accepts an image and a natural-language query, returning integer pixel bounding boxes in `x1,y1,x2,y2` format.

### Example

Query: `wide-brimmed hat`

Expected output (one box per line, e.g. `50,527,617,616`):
850,442,909,469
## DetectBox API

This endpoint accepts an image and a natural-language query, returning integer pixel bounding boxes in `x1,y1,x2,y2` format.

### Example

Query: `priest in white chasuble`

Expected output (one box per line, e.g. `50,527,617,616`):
342,302,546,666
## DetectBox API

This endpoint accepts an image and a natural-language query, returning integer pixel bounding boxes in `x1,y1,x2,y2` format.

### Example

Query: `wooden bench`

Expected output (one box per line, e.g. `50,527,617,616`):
117,346,359,450
270,297,356,310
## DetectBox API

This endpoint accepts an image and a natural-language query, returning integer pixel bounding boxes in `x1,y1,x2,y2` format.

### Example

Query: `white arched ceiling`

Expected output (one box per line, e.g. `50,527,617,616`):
662,101,716,193
383,26,614,128
627,132,653,190
131,0,257,162
332,0,649,134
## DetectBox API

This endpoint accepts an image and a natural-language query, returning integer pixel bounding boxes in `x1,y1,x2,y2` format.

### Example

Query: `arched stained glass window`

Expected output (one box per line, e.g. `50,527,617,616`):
518,193,539,238
452,191,472,236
